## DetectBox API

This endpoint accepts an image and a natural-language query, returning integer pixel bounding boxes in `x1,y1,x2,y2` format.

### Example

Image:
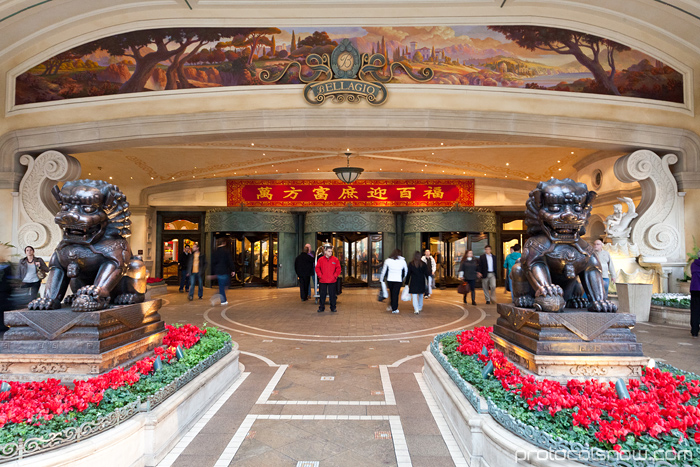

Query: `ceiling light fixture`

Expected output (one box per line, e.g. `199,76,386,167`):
333,152,364,184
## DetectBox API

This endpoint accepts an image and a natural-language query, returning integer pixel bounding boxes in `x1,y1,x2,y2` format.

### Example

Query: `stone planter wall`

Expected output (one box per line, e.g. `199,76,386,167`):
145,283,168,300
650,305,691,328
423,349,582,467
12,347,241,467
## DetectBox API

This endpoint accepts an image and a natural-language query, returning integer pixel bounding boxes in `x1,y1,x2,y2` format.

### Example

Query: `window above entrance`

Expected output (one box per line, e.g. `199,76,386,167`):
164,220,199,231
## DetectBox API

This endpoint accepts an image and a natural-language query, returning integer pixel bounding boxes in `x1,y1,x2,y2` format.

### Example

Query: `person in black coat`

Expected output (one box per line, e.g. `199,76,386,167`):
294,246,315,301
458,250,478,305
405,251,430,314
211,238,236,305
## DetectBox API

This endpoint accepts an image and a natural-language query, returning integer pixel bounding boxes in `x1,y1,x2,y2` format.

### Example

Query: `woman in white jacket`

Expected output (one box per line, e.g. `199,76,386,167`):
381,249,408,314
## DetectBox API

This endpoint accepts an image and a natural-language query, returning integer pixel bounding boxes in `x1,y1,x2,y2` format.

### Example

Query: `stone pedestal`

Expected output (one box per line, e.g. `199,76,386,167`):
0,300,165,381
492,303,648,381
616,282,654,322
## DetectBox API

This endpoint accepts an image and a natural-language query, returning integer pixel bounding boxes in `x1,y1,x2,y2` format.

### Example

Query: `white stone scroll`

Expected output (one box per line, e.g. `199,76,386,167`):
614,149,685,263
17,150,81,258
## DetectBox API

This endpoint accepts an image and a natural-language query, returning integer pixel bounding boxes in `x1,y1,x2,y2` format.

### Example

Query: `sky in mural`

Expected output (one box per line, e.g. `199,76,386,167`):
15,26,684,105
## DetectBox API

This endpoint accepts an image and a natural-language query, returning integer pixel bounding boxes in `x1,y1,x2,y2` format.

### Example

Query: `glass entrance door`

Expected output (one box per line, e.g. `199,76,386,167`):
422,232,484,287
214,233,278,287
162,235,198,285
317,232,382,287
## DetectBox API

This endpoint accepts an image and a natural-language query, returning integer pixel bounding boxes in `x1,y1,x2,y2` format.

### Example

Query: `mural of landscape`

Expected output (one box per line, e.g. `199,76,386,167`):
15,26,684,105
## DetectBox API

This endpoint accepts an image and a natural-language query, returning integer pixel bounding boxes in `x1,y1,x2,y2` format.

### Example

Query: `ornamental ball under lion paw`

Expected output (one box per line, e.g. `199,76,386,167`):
534,294,566,312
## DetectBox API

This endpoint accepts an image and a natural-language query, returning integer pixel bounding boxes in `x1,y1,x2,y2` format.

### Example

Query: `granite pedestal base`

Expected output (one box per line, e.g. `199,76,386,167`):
493,303,649,381
0,299,165,382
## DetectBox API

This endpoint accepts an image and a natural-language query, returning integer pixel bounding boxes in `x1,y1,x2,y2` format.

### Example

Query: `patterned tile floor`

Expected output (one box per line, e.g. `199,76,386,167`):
156,286,699,466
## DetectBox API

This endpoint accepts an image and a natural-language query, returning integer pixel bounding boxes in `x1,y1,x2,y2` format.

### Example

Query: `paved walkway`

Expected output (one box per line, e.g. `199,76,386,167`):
155,286,699,467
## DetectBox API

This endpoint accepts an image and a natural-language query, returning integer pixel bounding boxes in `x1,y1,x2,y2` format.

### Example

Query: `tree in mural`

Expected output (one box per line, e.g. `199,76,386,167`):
488,26,630,95
298,31,337,48
39,44,95,75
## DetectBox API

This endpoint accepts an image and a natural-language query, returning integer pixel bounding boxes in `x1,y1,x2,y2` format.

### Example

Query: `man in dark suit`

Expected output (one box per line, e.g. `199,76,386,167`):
178,245,191,293
477,245,497,304
294,245,315,301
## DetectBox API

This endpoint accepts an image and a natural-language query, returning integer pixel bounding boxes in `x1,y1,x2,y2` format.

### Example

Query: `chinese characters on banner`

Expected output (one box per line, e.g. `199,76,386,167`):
226,180,475,207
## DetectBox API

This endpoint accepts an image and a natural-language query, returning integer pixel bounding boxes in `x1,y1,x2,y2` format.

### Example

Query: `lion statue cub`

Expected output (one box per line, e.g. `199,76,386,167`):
510,178,617,313
28,180,147,312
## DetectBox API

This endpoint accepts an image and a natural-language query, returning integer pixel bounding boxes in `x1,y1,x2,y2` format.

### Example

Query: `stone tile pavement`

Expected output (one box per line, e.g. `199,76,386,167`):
157,285,700,466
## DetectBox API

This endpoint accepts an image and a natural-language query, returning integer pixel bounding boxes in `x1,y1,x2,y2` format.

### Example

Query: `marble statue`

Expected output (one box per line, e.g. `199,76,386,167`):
28,180,147,311
510,178,617,313
604,197,638,242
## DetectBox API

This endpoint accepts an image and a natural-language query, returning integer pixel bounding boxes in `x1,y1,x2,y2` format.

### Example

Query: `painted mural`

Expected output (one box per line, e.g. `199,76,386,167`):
15,26,683,105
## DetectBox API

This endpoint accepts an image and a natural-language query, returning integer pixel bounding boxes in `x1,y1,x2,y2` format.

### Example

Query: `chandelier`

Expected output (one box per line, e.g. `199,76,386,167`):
332,152,364,184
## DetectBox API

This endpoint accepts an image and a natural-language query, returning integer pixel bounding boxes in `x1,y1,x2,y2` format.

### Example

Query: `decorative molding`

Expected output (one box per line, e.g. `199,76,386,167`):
16,150,81,256
304,211,395,233
404,211,497,233
204,210,296,233
614,149,685,261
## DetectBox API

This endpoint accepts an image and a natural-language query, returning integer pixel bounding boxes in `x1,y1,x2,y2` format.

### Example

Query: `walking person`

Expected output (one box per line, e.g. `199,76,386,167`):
0,243,13,329
315,244,341,313
477,245,497,304
690,253,700,338
295,245,315,301
178,245,191,293
405,251,429,314
458,250,478,305
18,246,49,302
421,249,436,298
381,249,408,314
187,243,205,301
593,239,616,297
211,238,235,306
504,245,521,297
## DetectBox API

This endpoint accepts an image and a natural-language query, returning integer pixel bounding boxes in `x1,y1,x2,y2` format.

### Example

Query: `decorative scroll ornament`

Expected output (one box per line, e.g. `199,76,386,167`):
260,38,434,106
614,150,684,261
17,151,81,257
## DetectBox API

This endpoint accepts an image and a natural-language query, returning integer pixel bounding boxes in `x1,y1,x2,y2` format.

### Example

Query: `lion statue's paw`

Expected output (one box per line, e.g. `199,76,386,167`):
588,300,618,313
71,286,110,311
113,293,143,305
28,297,61,310
566,297,589,309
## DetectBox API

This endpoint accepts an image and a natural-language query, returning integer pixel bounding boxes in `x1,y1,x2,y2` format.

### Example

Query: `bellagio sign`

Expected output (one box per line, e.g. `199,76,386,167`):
261,38,433,105
227,179,475,208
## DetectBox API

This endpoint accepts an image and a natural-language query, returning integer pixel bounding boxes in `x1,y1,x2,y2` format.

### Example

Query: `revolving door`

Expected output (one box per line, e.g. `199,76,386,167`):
316,232,383,287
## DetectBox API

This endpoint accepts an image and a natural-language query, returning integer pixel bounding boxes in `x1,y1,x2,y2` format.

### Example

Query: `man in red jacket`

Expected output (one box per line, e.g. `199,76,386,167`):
315,244,341,313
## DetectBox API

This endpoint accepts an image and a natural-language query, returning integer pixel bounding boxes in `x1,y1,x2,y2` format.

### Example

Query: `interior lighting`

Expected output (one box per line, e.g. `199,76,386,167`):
171,177,175,179
251,143,254,146
88,173,91,175
333,152,364,184
151,177,154,180
557,160,561,163
526,176,529,179
130,177,133,179
109,176,113,180
506,163,510,166
559,168,562,171
571,151,574,154
440,142,444,146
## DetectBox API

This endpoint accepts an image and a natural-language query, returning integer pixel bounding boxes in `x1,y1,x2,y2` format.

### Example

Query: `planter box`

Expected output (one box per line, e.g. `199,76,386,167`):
616,283,653,322
677,281,691,295
650,304,690,328
14,346,241,467
422,348,581,467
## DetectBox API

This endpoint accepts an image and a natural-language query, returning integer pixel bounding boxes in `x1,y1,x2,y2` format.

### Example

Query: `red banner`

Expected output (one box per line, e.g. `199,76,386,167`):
227,179,474,207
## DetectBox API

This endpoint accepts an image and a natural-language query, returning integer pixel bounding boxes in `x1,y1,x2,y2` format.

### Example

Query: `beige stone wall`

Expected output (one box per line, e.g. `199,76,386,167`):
0,189,14,246
683,189,700,257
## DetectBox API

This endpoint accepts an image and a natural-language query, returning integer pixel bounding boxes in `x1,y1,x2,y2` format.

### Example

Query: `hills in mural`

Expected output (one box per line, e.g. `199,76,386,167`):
15,26,683,105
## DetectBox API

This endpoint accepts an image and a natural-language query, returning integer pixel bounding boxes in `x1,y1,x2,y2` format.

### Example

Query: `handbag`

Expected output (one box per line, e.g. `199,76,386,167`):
457,281,470,295
36,263,47,280
401,285,411,302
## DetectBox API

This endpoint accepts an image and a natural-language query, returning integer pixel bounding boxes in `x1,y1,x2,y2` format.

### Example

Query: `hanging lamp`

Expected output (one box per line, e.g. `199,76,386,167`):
332,152,364,184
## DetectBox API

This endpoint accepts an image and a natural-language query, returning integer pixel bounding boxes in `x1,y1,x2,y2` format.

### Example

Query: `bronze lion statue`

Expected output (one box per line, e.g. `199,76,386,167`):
28,180,147,312
510,178,617,313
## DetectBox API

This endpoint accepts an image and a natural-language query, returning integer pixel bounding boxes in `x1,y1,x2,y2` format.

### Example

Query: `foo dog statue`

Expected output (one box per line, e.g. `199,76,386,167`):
510,178,617,313
28,180,147,311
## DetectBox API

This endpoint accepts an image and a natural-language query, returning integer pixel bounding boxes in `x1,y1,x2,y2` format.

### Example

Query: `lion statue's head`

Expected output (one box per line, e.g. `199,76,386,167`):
525,178,596,243
52,179,131,244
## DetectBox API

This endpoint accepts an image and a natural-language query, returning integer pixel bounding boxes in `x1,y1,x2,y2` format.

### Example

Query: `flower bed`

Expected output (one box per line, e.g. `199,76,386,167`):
652,293,690,309
437,327,700,466
146,277,164,284
0,323,231,457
